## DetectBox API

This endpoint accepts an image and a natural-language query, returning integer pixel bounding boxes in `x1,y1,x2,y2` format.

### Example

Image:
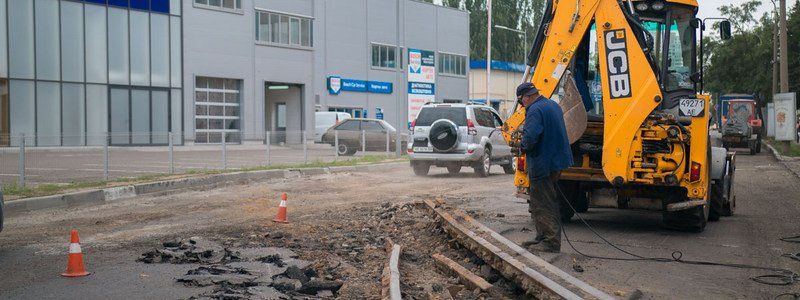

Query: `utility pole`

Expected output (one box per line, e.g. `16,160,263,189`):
486,0,492,105
773,1,779,97
395,0,403,157
779,0,789,93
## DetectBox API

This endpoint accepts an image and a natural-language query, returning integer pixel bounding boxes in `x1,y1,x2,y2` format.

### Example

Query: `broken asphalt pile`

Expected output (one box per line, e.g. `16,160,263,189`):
139,236,342,299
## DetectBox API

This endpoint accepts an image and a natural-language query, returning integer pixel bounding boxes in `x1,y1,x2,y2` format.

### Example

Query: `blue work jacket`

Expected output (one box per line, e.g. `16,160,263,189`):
521,96,573,180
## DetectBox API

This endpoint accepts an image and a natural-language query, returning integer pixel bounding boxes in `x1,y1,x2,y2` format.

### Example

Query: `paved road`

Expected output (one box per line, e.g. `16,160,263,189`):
0,150,798,299
0,143,394,186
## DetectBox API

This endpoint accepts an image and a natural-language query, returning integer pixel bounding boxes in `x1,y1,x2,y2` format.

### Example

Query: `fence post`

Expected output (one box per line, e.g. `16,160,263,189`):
362,130,366,153
302,131,308,164
222,131,227,170
168,132,174,174
386,130,390,155
18,134,25,187
395,130,402,158
266,131,271,166
103,132,109,181
334,130,339,159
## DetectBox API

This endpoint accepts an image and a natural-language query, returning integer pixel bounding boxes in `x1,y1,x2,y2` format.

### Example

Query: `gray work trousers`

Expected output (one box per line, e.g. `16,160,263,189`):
528,172,562,252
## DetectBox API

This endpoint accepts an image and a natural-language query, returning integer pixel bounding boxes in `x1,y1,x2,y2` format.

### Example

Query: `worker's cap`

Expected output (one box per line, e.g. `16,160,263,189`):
516,82,539,98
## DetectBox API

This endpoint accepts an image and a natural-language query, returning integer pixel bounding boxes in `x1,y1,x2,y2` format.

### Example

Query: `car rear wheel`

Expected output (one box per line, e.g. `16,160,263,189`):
447,166,461,174
474,148,491,177
337,143,357,156
412,163,430,176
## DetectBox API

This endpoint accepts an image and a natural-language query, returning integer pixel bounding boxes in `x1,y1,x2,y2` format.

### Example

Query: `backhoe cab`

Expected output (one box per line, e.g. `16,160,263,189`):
503,0,736,232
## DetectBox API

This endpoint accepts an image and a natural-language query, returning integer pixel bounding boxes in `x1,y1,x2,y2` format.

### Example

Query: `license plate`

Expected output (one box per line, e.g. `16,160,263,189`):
679,98,705,117
413,147,433,153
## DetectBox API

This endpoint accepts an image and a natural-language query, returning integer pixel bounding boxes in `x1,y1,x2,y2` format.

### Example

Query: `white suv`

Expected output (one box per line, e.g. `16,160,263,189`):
407,103,515,177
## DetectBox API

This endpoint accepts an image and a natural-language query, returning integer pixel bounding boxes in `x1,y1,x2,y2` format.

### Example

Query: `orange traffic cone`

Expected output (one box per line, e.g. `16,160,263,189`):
62,229,90,277
273,192,289,223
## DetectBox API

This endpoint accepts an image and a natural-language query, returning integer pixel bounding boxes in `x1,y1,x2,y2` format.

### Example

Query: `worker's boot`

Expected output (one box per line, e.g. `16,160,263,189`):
522,234,545,247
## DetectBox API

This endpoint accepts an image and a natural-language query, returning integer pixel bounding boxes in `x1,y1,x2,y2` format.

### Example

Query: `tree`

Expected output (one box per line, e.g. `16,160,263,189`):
451,0,545,63
787,0,800,93
704,0,799,100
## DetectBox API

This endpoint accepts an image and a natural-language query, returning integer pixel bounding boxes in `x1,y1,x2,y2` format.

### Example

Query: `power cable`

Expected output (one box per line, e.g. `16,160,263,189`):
551,184,799,286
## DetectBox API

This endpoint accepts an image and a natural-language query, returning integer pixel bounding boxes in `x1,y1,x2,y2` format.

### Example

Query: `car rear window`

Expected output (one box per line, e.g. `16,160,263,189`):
415,107,467,126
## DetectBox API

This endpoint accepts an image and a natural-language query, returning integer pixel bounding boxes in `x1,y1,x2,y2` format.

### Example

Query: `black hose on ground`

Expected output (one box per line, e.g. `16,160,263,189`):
552,185,799,287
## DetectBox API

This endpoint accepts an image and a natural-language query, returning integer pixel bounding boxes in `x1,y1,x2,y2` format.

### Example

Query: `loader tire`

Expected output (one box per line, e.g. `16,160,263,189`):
662,190,708,232
663,205,708,232
556,180,587,221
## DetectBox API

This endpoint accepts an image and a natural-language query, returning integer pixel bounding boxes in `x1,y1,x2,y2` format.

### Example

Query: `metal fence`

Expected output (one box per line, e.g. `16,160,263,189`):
0,130,408,187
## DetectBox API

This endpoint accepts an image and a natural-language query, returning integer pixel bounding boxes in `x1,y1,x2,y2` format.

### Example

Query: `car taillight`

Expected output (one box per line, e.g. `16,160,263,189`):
690,161,701,182
467,119,477,135
517,156,526,172
407,148,413,154
410,119,416,131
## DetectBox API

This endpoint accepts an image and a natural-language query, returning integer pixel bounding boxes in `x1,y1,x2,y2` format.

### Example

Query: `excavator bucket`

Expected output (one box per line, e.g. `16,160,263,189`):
556,73,588,144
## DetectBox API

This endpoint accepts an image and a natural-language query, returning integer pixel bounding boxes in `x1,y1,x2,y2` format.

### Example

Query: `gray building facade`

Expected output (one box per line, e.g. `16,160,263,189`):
183,0,469,144
0,0,468,147
0,0,184,147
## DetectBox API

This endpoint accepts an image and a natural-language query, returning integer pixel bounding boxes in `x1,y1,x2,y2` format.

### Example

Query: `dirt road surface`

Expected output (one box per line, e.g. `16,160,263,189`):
1,151,799,299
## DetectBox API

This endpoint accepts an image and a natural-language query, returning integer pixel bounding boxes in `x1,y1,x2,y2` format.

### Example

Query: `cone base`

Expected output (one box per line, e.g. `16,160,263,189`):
61,271,90,277
273,219,289,223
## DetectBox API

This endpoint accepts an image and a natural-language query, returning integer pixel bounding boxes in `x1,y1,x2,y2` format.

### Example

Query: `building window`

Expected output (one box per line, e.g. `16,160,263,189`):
371,44,403,69
194,0,242,12
438,53,467,76
256,11,313,48
195,76,241,143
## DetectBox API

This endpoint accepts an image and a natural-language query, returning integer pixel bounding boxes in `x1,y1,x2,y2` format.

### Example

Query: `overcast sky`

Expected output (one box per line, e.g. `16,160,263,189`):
431,0,795,21
697,0,794,20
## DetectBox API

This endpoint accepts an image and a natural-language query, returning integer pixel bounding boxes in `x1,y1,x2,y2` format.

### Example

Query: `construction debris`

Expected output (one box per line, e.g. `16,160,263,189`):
139,237,341,299
138,236,230,264
381,243,402,300
423,199,615,300
432,253,492,291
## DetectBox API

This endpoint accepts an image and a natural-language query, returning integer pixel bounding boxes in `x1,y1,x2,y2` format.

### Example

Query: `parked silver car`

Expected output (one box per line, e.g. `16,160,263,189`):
407,103,515,177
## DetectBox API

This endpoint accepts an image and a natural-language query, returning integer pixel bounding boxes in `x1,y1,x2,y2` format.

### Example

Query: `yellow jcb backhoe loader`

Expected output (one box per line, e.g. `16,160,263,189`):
503,0,736,232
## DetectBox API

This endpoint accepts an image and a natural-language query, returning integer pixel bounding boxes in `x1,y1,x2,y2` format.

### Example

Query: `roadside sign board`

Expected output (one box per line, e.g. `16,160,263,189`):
407,48,436,128
766,103,775,137
773,93,797,141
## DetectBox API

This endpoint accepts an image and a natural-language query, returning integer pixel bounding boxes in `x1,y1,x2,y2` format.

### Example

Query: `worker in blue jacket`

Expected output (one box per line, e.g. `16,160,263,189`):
516,82,573,253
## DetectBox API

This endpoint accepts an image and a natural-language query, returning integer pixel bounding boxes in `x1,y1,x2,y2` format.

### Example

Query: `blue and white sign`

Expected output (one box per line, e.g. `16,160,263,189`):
328,76,393,95
327,76,342,95
368,81,393,94
408,82,435,95
341,79,367,92
408,49,437,126
375,107,384,120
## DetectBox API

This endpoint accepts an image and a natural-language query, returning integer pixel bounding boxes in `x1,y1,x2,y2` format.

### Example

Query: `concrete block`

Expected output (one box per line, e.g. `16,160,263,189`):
328,166,356,173
6,195,66,215
104,185,137,201
298,168,328,176
64,190,105,207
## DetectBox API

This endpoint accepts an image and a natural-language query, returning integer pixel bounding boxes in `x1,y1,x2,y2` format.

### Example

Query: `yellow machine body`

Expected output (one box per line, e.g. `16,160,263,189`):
503,0,711,204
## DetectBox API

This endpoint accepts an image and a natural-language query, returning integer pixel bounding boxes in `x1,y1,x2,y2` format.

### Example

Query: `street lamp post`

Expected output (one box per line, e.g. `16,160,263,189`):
493,25,527,64
486,0,492,107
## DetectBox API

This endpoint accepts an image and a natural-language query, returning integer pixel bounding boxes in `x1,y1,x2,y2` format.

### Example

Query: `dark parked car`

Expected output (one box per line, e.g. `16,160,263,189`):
321,118,405,156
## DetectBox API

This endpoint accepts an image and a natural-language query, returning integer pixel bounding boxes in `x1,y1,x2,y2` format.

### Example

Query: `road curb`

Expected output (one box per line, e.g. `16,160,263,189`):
765,142,786,161
765,142,800,179
5,161,406,216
